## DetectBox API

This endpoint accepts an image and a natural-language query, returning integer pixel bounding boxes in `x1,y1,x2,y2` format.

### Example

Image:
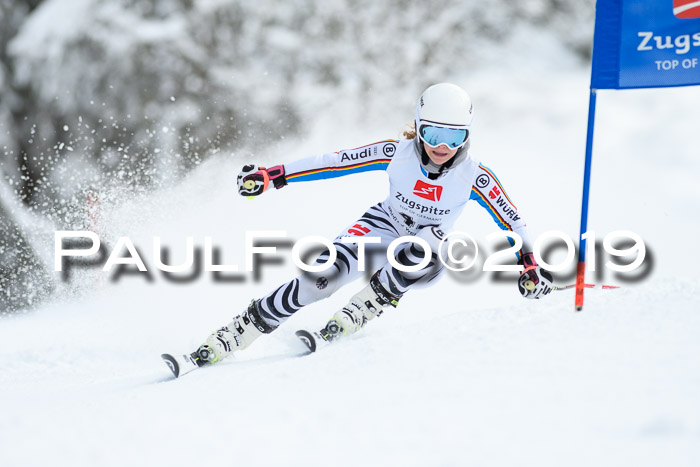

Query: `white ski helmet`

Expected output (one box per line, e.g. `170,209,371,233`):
414,83,474,179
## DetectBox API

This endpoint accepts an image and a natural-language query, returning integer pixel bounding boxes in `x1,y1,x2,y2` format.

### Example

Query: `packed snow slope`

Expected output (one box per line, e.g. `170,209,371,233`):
2,67,700,466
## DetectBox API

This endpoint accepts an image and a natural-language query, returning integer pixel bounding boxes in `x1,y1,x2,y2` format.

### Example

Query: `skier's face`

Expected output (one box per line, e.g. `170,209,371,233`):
423,142,458,165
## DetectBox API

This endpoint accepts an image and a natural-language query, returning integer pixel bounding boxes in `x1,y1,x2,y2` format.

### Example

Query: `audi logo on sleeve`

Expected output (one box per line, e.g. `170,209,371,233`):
412,180,443,202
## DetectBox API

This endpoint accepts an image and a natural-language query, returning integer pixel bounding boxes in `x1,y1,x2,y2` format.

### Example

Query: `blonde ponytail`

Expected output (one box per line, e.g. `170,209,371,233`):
402,122,416,140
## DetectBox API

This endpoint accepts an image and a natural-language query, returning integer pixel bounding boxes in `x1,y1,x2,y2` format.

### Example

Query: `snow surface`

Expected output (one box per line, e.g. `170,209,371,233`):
2,39,700,467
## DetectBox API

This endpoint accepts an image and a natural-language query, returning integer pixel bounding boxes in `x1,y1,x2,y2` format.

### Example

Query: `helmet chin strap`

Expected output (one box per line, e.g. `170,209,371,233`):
415,138,470,180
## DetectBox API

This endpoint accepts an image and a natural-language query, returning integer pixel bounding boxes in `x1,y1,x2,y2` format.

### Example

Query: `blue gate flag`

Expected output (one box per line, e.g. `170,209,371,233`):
591,0,700,89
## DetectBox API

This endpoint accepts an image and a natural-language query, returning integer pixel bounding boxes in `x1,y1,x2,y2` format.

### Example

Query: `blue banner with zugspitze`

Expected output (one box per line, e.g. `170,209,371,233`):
591,0,700,89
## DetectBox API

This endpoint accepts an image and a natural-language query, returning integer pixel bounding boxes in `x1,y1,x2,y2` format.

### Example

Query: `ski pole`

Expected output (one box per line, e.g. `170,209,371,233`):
523,280,619,292
553,283,619,291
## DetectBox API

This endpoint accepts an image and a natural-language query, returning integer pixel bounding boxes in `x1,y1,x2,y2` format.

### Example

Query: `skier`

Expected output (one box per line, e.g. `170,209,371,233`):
194,83,553,365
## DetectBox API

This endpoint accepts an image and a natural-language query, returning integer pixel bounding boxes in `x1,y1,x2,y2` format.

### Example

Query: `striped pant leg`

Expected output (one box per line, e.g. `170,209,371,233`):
377,226,447,296
256,204,401,327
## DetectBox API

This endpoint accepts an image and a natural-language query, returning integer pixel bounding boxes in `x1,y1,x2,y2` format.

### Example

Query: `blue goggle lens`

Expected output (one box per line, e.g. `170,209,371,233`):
420,125,468,149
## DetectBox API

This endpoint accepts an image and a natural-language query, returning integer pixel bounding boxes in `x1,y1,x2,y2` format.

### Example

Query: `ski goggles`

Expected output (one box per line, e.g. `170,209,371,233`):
418,123,469,149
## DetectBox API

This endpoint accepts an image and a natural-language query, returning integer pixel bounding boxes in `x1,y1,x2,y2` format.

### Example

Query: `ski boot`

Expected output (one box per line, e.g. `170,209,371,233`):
161,300,276,378
194,299,277,365
297,272,401,352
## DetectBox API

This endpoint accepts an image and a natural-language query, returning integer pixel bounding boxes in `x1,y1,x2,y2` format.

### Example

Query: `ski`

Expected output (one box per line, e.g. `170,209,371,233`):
295,318,349,353
162,340,315,379
161,352,202,378
295,329,332,354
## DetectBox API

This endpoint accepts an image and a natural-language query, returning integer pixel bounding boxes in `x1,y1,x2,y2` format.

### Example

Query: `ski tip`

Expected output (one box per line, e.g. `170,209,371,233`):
161,353,180,378
295,330,316,353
